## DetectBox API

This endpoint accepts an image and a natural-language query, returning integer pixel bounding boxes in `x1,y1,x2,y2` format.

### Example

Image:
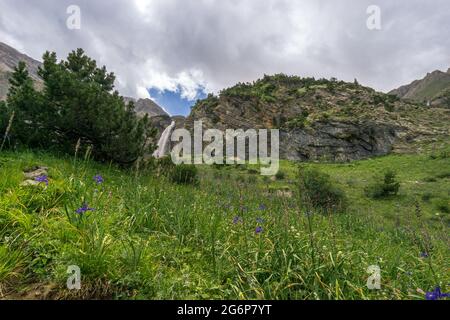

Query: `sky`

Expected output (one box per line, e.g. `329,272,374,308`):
0,0,449,116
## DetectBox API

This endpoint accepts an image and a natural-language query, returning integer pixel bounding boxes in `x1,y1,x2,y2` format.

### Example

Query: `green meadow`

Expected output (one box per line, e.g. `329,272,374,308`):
0,148,449,299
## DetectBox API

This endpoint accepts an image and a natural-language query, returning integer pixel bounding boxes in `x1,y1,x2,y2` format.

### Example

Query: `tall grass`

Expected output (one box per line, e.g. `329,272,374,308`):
0,150,448,299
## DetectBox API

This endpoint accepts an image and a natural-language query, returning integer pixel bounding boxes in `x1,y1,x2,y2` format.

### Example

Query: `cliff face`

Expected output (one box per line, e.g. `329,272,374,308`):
186,74,449,161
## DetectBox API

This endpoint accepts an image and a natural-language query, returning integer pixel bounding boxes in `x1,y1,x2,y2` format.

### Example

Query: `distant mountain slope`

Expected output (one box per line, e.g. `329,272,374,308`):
0,42,43,100
389,68,450,107
187,74,449,161
123,97,169,117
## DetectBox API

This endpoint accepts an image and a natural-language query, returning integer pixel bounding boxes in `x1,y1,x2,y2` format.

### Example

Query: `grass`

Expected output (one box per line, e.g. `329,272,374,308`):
0,149,449,300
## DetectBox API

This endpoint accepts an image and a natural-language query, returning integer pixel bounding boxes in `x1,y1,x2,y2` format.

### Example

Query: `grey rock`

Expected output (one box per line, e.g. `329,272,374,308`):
20,180,40,187
23,167,48,179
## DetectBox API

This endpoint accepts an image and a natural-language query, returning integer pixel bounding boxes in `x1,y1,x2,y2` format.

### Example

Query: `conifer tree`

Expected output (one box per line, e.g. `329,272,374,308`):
6,49,156,165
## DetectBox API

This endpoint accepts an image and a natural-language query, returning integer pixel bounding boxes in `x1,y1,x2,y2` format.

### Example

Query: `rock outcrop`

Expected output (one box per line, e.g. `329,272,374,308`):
186,74,449,161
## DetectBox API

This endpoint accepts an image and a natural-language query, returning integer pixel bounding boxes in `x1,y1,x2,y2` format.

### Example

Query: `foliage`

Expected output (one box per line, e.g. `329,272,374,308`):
169,164,199,185
275,170,285,180
297,167,346,212
0,150,449,299
365,170,400,199
5,49,156,165
0,100,7,136
285,111,309,129
434,198,450,213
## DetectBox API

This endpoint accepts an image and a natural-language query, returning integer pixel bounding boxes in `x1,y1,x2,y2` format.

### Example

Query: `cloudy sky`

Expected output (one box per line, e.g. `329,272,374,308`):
1,0,449,115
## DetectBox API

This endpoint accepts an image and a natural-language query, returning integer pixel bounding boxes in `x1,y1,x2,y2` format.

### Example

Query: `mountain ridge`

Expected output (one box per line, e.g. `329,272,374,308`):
389,68,450,107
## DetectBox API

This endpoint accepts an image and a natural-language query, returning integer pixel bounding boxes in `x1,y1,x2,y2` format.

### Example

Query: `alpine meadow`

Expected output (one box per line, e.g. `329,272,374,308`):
0,0,449,303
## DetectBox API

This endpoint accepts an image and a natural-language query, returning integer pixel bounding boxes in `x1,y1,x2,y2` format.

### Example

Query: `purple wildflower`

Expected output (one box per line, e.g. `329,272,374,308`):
258,204,266,211
76,203,95,214
420,252,429,258
255,226,263,234
35,175,49,186
425,287,450,300
94,174,104,184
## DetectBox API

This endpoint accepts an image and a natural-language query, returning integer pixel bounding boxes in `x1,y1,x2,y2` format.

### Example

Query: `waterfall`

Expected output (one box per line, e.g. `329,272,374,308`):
153,121,176,158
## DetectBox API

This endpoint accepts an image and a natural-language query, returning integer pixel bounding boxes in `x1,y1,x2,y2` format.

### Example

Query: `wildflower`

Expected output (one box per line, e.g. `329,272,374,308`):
256,217,265,224
76,203,95,214
258,204,266,211
94,174,104,184
425,287,450,300
420,252,429,258
35,175,49,186
255,226,263,234
233,216,242,224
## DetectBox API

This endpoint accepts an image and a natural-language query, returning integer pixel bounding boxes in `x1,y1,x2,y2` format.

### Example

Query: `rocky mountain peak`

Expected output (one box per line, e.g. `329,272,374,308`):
123,97,169,117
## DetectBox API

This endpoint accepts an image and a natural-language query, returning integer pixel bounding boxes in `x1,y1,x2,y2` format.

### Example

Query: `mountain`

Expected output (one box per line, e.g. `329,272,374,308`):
123,97,169,117
0,42,43,100
389,68,450,108
186,74,449,161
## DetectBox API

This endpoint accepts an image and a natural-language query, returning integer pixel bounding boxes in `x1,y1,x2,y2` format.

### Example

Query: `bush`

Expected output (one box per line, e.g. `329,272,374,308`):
275,170,286,180
365,170,400,199
421,192,434,202
434,198,450,213
297,167,346,212
169,164,199,185
155,156,176,175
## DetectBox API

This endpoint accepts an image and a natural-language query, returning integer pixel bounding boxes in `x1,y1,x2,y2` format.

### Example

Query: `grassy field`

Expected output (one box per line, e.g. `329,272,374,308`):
0,149,449,300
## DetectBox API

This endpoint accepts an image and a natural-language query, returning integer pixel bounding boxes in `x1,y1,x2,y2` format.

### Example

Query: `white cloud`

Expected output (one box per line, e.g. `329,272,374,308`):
0,0,449,101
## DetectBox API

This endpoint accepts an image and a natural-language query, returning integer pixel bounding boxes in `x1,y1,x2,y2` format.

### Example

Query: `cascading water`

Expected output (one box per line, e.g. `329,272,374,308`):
153,121,176,158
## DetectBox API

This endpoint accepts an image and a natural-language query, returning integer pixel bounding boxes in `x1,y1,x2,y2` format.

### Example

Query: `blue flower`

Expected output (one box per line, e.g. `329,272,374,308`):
94,174,104,184
420,252,429,258
425,287,450,300
258,204,266,211
35,175,49,186
76,203,95,214
255,226,263,234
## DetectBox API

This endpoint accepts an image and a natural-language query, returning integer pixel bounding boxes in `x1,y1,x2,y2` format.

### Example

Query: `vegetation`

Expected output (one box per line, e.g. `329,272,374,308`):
297,167,346,212
168,164,199,185
0,150,448,300
285,111,309,129
365,170,401,199
0,62,448,301
1,49,156,165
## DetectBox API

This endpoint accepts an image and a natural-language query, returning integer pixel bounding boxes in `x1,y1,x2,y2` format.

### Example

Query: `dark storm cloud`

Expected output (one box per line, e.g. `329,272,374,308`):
0,0,449,99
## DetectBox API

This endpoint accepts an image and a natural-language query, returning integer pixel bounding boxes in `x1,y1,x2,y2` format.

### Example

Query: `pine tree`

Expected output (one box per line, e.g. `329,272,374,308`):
6,61,44,147
33,48,157,164
0,100,8,138
5,49,157,165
